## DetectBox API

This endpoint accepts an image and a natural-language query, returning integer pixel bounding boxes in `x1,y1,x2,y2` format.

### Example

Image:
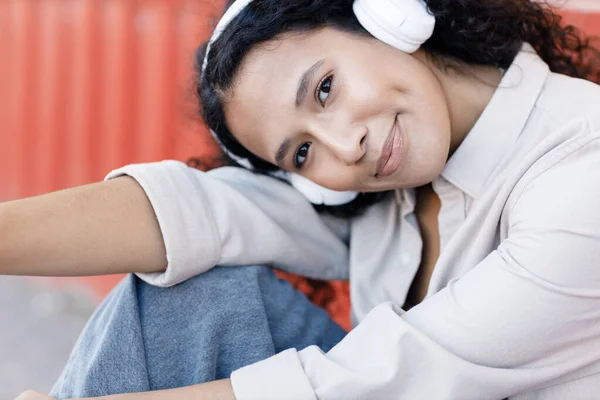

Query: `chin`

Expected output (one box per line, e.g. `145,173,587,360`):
397,172,442,189
408,160,447,186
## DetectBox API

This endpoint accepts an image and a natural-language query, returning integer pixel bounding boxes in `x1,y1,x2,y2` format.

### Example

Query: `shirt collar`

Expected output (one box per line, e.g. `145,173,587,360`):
441,43,550,198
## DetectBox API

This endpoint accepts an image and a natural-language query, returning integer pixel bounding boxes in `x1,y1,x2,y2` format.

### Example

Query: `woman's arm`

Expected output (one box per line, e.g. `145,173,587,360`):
16,380,235,400
0,176,166,277
2,160,350,283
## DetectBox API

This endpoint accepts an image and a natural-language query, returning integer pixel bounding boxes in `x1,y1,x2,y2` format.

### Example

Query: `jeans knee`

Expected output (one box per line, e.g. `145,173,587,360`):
135,265,276,326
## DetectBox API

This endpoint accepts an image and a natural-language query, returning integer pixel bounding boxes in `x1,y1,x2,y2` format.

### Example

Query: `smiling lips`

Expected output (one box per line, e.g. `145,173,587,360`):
376,117,404,177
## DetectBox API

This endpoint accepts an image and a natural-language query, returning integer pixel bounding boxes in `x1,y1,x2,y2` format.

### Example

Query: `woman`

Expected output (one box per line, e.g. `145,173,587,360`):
7,0,600,398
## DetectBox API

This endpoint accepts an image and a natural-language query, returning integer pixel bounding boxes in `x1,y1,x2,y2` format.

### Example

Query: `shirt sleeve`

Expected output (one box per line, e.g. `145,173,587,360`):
105,160,350,287
230,139,600,399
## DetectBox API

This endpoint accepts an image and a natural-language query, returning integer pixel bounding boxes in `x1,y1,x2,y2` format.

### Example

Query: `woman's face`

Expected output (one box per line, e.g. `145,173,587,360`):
223,27,452,192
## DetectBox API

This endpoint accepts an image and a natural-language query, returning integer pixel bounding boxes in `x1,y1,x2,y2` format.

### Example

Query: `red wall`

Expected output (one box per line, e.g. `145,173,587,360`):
1,0,224,202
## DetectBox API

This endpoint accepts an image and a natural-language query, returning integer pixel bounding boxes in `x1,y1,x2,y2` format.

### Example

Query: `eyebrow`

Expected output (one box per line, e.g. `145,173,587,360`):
295,59,325,108
275,138,291,168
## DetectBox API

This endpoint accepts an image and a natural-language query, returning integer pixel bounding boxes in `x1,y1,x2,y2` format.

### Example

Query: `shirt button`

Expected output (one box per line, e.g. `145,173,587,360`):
401,254,411,265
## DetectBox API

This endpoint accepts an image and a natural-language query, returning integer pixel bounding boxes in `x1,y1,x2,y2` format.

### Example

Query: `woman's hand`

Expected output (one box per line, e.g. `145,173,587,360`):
14,391,55,400
13,380,236,400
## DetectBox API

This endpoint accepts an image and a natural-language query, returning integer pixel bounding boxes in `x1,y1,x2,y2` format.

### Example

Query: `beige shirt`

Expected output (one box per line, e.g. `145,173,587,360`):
108,45,600,399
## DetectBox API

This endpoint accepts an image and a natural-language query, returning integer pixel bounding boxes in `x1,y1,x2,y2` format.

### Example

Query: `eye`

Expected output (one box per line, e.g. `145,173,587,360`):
294,142,312,169
316,74,334,107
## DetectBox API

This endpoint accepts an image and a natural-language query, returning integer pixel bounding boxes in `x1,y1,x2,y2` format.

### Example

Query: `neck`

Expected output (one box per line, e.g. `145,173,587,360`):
419,53,503,156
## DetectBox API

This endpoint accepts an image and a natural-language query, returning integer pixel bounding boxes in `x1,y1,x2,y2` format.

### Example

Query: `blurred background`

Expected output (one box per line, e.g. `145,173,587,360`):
1,0,599,398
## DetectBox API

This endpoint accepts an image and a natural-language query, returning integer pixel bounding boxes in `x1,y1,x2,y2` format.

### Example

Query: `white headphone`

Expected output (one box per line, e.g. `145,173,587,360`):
203,0,435,205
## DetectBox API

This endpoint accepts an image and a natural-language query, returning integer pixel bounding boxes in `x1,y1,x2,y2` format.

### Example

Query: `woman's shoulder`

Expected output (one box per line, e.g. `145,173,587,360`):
535,72,600,130
493,85,600,227
503,124,600,226
500,73,600,196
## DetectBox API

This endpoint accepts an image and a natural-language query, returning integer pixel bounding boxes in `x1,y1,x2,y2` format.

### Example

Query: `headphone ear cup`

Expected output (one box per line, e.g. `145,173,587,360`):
288,173,359,206
353,0,435,53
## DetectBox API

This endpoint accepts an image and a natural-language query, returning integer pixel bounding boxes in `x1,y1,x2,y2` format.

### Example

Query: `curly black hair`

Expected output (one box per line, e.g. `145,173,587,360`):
195,0,600,217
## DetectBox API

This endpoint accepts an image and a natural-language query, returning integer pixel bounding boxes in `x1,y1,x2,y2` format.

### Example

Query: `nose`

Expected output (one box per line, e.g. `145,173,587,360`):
311,120,367,166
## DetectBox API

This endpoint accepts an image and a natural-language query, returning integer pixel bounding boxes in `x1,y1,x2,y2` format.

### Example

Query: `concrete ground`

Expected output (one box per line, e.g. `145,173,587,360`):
0,277,96,399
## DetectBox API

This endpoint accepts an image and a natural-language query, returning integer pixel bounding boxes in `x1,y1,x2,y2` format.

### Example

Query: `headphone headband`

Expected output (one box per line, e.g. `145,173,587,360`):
202,0,253,74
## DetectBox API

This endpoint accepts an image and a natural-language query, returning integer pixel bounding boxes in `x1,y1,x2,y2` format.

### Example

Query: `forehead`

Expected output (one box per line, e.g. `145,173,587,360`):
234,28,339,93
231,31,312,119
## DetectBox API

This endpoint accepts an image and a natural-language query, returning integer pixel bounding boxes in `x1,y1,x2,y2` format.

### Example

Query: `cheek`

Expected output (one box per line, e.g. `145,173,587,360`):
341,58,400,109
305,156,360,192
400,88,452,185
408,73,452,138
409,98,452,161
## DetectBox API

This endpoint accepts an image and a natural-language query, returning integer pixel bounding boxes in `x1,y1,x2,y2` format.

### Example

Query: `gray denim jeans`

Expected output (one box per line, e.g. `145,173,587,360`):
50,265,347,399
